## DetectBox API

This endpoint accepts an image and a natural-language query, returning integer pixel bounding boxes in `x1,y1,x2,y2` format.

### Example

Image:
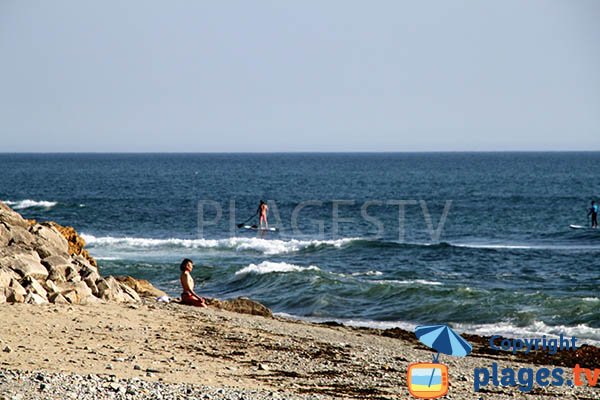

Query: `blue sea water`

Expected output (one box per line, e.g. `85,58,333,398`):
1,153,599,343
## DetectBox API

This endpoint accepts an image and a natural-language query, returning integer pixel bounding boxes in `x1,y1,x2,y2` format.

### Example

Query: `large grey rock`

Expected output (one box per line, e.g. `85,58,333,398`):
44,279,60,295
30,224,69,257
71,254,95,270
114,276,167,298
25,292,48,305
0,252,48,280
3,279,26,303
0,202,29,229
48,292,69,304
21,276,48,299
65,265,81,282
41,255,71,271
97,277,133,303
4,287,24,303
0,223,10,246
0,267,19,288
47,268,67,283
118,282,141,302
84,277,99,296
206,297,273,318
73,280,92,298
6,225,35,247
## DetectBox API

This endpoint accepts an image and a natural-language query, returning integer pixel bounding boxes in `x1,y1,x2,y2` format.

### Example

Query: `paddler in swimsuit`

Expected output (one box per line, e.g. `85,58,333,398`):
179,258,208,307
257,200,269,229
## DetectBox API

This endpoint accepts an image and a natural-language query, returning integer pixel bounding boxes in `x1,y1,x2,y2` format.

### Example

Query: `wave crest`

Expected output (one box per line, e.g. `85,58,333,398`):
81,234,360,255
3,199,57,210
235,261,320,276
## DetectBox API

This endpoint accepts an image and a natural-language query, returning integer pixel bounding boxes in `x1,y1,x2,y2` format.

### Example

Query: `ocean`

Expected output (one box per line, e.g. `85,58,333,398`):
1,153,599,344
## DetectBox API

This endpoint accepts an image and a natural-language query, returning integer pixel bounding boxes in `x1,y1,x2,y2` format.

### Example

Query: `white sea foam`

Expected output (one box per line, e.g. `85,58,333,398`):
81,234,359,255
235,261,320,276
275,313,418,331
452,320,600,346
372,279,443,286
351,270,383,276
275,314,600,345
582,297,600,302
452,242,600,251
3,199,57,210
94,256,122,261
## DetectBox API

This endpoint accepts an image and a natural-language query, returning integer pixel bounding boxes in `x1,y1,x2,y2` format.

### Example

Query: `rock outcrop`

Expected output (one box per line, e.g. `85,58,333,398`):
0,201,273,317
0,202,137,305
115,276,167,298
206,297,273,318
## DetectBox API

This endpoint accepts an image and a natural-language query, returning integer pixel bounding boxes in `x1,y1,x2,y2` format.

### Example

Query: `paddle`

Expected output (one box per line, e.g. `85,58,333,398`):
236,212,257,228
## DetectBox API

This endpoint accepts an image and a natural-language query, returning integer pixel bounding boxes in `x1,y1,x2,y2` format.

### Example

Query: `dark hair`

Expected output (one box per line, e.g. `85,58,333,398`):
180,258,193,272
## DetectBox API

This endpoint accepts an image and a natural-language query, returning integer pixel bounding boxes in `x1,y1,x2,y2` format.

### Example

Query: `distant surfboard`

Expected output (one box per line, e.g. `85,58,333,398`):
569,224,596,230
242,225,278,232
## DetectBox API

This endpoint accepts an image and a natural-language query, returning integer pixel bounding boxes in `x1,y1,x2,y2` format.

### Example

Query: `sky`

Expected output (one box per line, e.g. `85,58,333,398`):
0,1,599,152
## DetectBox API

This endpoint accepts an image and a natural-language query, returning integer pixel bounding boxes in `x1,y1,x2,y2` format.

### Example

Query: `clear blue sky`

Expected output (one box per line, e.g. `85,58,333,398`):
1,1,598,152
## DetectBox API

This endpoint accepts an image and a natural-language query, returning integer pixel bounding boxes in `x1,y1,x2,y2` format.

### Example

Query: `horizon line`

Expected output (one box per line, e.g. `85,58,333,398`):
1,150,600,155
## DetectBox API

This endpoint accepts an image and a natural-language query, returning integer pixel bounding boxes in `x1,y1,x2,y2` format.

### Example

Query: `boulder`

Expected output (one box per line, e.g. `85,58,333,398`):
0,291,6,304
4,287,25,303
25,292,48,305
80,267,100,283
0,202,29,229
0,253,48,280
114,276,167,298
71,254,95,270
62,290,79,304
6,225,36,248
97,277,131,303
30,224,70,258
0,223,11,246
9,278,26,297
73,280,92,299
84,277,99,296
3,279,26,303
118,282,141,302
47,269,66,283
0,267,19,288
206,297,273,318
44,279,60,295
41,255,71,271
46,222,97,267
21,276,48,298
48,292,69,304
65,265,81,282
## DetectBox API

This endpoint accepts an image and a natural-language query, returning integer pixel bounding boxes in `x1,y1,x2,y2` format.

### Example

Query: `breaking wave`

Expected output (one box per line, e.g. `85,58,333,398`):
235,261,320,276
3,199,57,210
81,234,360,255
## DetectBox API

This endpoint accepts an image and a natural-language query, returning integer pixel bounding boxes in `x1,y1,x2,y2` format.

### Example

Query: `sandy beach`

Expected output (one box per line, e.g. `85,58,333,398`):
1,301,599,399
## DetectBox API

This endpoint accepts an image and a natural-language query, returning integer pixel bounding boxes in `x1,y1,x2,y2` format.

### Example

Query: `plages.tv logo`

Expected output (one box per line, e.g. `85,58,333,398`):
407,325,472,399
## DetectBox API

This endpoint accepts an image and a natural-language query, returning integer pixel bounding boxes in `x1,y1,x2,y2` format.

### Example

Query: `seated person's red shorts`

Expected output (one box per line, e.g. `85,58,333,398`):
181,291,205,307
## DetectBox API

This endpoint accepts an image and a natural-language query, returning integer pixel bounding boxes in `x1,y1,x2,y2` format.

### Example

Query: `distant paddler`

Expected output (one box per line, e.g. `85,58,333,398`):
257,200,269,230
588,200,598,228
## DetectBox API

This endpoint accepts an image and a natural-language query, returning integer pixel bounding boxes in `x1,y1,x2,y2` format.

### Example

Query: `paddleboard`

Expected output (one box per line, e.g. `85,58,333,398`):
569,224,597,230
242,225,277,232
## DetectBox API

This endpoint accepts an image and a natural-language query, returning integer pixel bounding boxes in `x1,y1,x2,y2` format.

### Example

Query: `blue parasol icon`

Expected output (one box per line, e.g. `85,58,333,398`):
415,324,473,387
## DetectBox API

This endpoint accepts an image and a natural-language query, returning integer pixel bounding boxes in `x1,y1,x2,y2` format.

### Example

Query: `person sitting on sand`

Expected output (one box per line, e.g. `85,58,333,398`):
180,258,208,307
